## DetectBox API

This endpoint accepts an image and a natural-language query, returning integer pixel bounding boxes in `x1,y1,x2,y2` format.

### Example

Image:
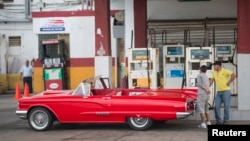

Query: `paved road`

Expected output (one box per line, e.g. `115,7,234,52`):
0,94,248,141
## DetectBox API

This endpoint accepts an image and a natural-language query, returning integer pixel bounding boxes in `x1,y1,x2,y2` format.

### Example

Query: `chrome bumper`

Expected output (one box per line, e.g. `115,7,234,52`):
16,110,28,119
177,100,197,119
176,112,193,119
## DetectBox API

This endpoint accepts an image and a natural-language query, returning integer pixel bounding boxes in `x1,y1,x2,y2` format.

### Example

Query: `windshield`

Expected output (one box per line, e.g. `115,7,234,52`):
72,75,106,96
72,83,83,96
72,83,92,96
82,75,101,83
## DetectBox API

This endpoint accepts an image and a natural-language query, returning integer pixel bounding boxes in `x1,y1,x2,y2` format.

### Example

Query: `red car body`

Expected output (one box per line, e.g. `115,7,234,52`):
16,76,197,131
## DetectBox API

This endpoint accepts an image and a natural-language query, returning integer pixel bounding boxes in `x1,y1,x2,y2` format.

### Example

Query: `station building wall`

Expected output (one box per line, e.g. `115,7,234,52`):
0,0,237,93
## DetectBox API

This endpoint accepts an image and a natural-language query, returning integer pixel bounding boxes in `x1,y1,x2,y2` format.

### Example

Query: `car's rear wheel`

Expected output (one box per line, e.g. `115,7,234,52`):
28,107,54,131
127,117,154,131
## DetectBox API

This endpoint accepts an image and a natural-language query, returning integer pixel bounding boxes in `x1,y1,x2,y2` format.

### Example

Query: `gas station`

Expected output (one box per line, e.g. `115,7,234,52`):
122,0,249,112
0,0,250,115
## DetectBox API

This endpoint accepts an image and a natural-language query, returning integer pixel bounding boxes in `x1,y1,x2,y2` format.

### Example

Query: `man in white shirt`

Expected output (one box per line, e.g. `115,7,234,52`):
20,60,34,93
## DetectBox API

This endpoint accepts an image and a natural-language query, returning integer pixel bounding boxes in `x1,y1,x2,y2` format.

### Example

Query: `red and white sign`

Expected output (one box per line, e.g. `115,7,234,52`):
40,19,65,32
42,39,59,44
45,80,63,90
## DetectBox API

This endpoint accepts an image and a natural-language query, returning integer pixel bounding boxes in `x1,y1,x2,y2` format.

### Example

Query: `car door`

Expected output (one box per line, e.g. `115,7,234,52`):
67,95,118,122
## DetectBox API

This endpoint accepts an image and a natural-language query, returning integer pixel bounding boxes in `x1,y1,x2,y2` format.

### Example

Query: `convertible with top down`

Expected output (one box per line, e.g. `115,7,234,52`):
16,75,197,131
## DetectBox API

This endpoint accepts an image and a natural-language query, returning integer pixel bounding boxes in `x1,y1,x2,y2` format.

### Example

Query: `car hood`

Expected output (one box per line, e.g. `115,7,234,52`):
18,90,74,100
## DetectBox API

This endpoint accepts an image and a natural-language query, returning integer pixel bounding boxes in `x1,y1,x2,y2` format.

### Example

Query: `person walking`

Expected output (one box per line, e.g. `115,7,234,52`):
197,65,211,128
210,61,236,125
20,60,34,93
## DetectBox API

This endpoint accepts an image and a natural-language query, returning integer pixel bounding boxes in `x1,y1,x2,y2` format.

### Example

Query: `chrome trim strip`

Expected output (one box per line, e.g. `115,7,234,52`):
176,112,192,119
16,110,28,119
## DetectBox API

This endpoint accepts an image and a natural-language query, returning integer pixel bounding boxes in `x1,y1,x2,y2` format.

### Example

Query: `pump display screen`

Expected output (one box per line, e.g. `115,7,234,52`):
53,58,61,65
132,50,151,60
167,46,183,55
216,46,231,55
190,49,210,60
44,58,52,66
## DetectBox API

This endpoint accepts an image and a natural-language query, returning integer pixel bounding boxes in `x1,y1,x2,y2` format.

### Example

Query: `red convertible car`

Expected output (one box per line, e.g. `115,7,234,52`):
16,75,197,131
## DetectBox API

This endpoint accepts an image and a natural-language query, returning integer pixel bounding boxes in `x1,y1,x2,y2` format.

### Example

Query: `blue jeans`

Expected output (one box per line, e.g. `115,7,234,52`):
214,90,231,123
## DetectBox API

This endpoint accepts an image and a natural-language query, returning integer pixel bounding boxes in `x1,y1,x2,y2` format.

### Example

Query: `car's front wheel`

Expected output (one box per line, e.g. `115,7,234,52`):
28,107,54,131
127,117,154,131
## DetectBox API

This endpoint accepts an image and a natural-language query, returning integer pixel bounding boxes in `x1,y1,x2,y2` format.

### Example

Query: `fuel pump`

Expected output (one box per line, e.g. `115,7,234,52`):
39,39,68,90
128,48,160,89
163,45,185,88
214,44,237,95
186,47,214,107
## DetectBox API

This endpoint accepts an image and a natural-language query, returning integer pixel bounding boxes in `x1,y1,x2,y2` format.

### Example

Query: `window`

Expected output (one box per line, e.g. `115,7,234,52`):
8,36,21,47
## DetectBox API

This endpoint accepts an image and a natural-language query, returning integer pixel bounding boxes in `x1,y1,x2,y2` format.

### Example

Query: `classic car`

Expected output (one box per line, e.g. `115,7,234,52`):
16,75,197,131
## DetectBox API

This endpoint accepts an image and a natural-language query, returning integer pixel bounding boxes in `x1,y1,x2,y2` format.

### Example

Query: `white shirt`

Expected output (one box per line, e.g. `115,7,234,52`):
21,65,33,77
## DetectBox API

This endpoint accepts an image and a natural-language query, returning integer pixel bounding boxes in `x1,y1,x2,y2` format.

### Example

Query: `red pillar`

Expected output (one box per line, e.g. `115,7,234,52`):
237,0,250,53
95,0,111,56
134,0,147,48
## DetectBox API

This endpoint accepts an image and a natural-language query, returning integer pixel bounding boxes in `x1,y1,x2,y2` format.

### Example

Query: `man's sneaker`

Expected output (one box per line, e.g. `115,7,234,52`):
198,123,207,128
206,121,211,125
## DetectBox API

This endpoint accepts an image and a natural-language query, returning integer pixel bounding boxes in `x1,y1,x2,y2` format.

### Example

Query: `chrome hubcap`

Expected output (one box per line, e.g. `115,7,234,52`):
35,113,46,124
130,117,148,128
30,110,48,130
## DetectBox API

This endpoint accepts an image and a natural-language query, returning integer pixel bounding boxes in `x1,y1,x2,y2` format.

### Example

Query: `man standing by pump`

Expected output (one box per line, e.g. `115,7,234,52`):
20,60,34,93
210,61,236,125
